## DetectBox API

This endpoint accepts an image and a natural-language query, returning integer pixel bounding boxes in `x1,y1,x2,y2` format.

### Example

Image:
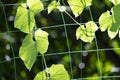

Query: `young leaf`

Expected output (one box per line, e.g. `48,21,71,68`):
19,29,49,70
76,21,98,43
14,0,43,33
110,0,120,5
27,0,44,14
68,0,92,17
99,4,120,39
19,34,38,70
98,11,112,32
108,29,118,39
34,71,46,80
35,29,49,54
34,64,70,80
48,0,60,14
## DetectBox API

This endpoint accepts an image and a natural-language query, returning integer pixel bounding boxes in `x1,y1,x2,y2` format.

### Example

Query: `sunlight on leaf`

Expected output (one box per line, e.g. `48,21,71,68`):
108,30,118,39
34,71,46,80
19,29,49,70
35,29,49,54
68,0,92,17
14,4,35,33
99,4,120,39
99,11,113,32
76,21,98,43
27,0,43,14
49,64,70,79
34,64,70,80
14,0,43,33
19,34,37,70
48,0,60,14
110,0,120,5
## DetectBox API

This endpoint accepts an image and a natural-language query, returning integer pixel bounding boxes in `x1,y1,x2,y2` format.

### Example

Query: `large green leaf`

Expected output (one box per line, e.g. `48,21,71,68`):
48,0,60,14
19,29,49,70
14,0,43,33
19,34,37,71
99,4,120,39
34,64,70,80
76,21,98,43
68,0,92,17
110,0,120,5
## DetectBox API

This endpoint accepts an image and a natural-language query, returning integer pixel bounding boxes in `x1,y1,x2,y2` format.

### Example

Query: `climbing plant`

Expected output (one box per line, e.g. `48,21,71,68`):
14,0,120,79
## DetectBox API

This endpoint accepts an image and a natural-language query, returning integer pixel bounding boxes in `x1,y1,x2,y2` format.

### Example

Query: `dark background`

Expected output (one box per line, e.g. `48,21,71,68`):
0,0,120,80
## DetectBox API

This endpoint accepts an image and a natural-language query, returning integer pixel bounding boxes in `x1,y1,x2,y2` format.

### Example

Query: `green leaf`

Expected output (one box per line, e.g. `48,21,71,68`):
99,4,120,39
49,64,70,79
14,4,35,33
110,0,120,5
108,29,118,39
68,0,92,17
48,0,60,14
98,11,112,32
19,29,49,70
34,71,46,80
119,30,120,38
34,64,70,80
14,0,43,33
35,29,49,54
76,21,98,43
27,0,44,14
19,34,37,70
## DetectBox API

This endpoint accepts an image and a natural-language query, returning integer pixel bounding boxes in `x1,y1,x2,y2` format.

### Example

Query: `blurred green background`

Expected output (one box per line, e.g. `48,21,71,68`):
0,0,120,80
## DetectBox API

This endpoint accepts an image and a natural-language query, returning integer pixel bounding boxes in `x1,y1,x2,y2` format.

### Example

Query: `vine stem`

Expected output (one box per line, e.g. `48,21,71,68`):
64,11,91,37
41,54,47,70
64,4,102,79
64,11,81,26
41,54,50,78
